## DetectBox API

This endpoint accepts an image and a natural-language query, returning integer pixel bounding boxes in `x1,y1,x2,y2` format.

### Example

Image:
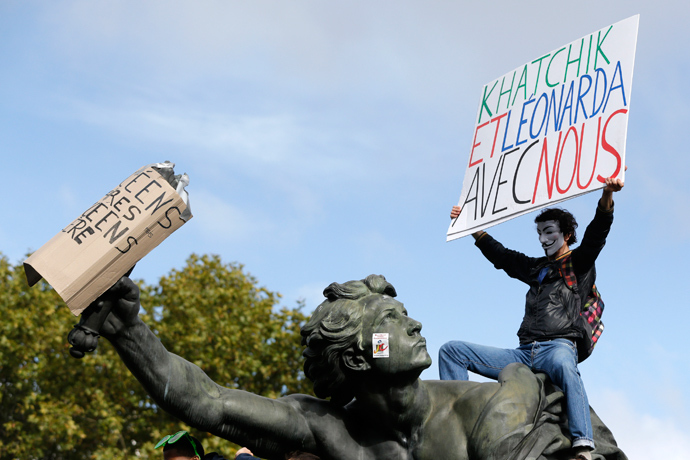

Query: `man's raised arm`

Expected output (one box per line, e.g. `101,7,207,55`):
599,176,624,211
79,277,318,458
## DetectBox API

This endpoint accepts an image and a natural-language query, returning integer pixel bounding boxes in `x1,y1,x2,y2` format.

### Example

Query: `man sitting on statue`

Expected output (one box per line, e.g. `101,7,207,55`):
72,272,626,460
440,176,624,460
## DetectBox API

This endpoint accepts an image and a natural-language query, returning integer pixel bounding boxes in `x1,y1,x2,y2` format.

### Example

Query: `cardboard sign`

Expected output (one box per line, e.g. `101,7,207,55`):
24,163,192,315
448,15,638,241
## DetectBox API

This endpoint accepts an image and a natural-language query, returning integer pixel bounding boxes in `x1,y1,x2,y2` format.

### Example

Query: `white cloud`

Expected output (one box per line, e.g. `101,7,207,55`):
57,184,81,213
64,100,298,163
632,171,690,242
36,1,483,110
190,188,269,243
593,388,690,460
289,282,328,313
57,96,368,181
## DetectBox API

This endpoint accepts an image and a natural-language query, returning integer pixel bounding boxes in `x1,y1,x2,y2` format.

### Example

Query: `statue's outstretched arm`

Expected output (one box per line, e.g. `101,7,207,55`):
86,277,318,458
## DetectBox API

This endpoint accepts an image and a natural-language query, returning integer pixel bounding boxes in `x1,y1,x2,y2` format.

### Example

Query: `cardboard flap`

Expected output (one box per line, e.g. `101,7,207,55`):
23,261,42,287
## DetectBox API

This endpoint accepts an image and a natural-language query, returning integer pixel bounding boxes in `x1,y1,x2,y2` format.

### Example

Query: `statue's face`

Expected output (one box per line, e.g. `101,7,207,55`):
360,295,432,375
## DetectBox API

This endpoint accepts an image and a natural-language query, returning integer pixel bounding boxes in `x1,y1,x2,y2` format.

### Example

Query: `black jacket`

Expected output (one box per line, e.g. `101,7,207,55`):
475,205,614,347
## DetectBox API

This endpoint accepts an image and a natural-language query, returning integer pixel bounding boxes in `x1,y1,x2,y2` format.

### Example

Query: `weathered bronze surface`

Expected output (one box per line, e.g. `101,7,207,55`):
75,274,626,460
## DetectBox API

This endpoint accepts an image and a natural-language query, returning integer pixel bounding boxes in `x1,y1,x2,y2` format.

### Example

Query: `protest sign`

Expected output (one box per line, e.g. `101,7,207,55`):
447,15,638,241
24,162,192,315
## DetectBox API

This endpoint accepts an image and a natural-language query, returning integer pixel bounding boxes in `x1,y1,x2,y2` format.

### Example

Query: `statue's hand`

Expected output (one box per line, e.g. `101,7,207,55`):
81,276,141,340
103,276,141,338
68,276,140,358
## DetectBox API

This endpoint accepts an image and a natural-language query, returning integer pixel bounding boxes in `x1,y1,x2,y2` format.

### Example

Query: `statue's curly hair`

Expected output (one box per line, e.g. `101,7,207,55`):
300,275,396,406
535,207,578,246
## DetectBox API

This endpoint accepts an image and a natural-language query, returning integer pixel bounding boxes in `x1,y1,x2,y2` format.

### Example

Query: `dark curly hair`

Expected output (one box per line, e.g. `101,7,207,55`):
300,275,396,406
534,207,578,246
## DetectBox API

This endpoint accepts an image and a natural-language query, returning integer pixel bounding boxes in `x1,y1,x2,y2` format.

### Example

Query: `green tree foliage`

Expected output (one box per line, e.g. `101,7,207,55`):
0,253,313,460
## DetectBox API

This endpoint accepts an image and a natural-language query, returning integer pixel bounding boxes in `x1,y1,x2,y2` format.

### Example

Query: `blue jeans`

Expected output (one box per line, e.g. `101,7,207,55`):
439,339,594,449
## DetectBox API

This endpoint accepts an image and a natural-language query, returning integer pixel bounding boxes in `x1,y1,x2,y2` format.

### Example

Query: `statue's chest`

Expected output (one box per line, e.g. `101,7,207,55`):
318,427,411,460
323,421,466,460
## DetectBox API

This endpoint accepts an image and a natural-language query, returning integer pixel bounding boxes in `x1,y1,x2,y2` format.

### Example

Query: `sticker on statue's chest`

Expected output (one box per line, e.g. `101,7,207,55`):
373,333,389,358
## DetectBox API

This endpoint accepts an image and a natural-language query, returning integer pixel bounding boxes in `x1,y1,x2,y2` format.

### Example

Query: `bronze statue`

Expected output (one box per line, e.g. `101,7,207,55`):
76,274,626,460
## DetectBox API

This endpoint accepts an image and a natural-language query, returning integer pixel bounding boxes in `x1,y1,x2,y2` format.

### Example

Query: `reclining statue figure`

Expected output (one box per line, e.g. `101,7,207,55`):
76,274,626,460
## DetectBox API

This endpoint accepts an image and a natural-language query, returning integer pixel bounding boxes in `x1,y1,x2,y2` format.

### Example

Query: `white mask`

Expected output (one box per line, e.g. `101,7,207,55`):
537,220,566,256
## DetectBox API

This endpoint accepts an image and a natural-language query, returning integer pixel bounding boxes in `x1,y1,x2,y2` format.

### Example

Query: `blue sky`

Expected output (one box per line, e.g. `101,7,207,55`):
2,2,688,458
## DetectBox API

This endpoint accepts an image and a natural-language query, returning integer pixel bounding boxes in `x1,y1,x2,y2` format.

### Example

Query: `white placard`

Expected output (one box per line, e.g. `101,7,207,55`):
448,15,638,241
